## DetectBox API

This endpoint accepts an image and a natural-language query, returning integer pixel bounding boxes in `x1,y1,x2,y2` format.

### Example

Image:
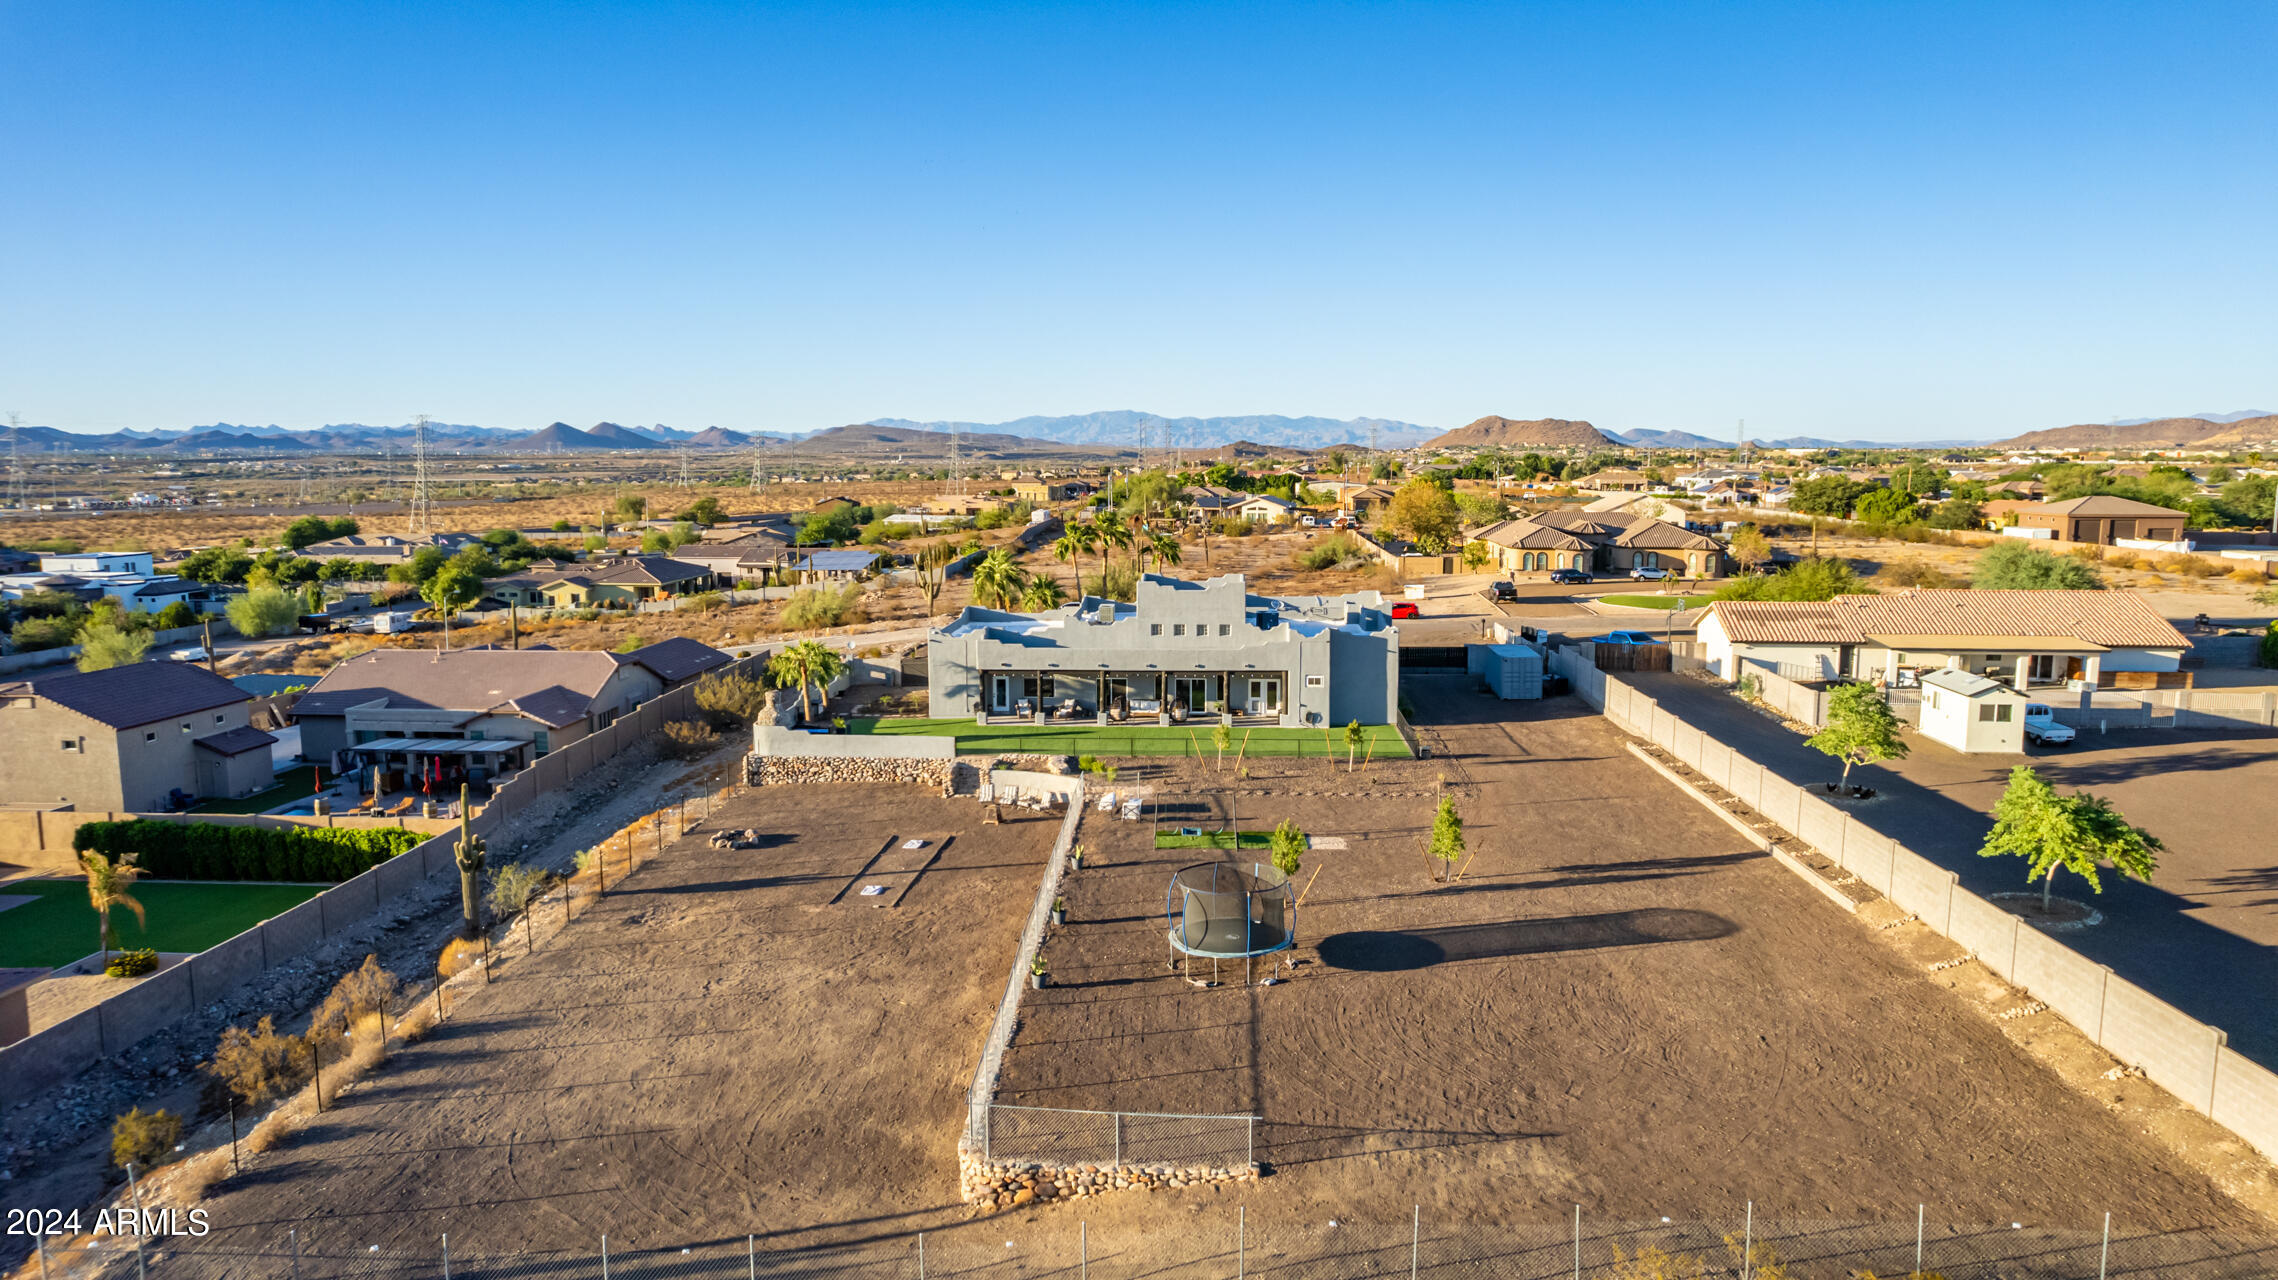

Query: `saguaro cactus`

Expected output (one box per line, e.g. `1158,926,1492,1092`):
453,783,488,939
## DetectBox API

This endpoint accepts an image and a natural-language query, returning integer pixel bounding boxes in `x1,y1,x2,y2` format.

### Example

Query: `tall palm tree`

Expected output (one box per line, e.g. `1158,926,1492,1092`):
1146,531,1182,575
1052,526,1092,596
80,850,146,970
1021,577,1066,611
1095,510,1133,577
768,639,848,725
970,548,1027,610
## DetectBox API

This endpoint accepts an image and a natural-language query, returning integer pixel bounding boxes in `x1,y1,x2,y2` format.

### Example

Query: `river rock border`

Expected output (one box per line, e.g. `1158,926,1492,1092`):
960,1151,1259,1210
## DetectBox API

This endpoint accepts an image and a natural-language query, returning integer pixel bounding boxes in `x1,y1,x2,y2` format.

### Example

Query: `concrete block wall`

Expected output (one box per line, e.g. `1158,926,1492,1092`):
1544,646,2278,1166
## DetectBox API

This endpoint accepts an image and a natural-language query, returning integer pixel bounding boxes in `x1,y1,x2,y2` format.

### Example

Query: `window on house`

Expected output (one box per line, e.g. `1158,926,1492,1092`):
145,731,157,742
1977,704,1997,722
1996,704,2014,722
1306,675,1324,688
1150,624,1162,636
1218,624,1230,636
215,714,226,724
60,738,79,752
181,722,192,733
532,731,551,756
1173,624,1184,636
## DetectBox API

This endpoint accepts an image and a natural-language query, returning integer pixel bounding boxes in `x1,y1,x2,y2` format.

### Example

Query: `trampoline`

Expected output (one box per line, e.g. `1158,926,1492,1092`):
1166,861,1294,985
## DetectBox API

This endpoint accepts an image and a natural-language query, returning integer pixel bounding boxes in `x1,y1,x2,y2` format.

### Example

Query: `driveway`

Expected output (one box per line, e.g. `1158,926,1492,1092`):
1621,671,2278,1069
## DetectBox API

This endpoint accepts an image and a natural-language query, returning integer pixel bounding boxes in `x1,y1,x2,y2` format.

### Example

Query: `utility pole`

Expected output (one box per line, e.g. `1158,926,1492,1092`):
5,412,23,510
408,415,433,535
946,422,964,500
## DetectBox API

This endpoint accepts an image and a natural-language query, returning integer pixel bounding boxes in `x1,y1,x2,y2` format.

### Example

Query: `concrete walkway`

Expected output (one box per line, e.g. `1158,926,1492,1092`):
1621,670,2278,1069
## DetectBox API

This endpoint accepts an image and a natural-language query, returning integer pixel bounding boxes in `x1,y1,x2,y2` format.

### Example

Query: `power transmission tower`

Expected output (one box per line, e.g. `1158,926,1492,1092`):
677,446,694,487
408,415,433,535
1737,418,1748,465
1367,422,1380,474
946,422,965,499
5,413,23,510
749,440,766,493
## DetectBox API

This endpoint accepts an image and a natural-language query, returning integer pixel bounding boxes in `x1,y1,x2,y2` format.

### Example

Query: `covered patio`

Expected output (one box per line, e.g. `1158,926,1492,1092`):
1863,634,2108,692
976,665,1294,727
339,736,534,802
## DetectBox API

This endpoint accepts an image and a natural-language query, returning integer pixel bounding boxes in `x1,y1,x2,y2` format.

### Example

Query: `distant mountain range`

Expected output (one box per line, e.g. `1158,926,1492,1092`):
1996,415,2278,450
2107,410,2271,426
1421,417,1617,449
866,412,1435,451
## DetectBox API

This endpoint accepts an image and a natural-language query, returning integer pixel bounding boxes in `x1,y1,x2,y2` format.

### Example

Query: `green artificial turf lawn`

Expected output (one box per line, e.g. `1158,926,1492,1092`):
840,718,1412,758
1154,830,1273,850
0,878,328,970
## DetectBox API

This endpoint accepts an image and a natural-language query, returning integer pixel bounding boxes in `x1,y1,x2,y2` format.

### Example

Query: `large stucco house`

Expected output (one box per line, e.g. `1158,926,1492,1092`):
928,573,1398,727
1469,510,1728,577
0,661,273,811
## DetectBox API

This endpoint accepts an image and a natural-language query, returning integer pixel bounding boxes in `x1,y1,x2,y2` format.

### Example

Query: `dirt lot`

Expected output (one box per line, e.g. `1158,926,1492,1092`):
162,784,1057,1259
996,677,2262,1228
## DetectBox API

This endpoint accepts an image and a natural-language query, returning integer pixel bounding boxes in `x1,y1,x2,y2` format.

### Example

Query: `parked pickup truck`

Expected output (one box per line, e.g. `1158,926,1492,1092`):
2024,703,2076,747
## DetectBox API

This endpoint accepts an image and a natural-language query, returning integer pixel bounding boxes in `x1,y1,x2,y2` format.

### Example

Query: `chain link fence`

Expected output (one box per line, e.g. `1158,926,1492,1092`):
29,1209,2278,1280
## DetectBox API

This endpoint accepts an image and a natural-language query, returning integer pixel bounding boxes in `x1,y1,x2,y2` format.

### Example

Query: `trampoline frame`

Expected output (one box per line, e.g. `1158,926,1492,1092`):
1165,860,1294,986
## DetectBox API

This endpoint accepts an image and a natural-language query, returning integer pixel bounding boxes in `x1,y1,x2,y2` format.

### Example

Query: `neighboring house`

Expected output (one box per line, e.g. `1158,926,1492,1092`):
1013,478,1094,504
1180,484,1244,519
789,549,880,582
1694,590,2188,687
810,495,862,513
619,636,734,690
0,570,224,614
928,572,1398,728
534,556,718,608
1230,494,1296,524
1469,510,1727,577
0,661,273,811
1916,669,2026,755
670,530,798,584
2013,496,2188,545
301,533,482,564
1978,499,2041,529
1340,486,1397,518
1571,468,1657,492
291,643,711,774
39,552,155,575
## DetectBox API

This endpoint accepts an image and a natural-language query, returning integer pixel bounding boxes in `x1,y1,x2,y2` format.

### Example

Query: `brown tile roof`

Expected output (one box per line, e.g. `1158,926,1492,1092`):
294,648,637,728
194,725,277,756
1706,590,2187,650
16,661,248,730
618,637,732,684
2032,495,2187,518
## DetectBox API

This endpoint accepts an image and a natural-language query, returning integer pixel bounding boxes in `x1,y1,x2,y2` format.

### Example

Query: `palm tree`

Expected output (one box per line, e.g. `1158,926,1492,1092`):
1021,577,1066,611
1095,510,1133,576
971,548,1027,609
768,639,848,726
1052,526,1092,596
80,850,146,971
1146,531,1182,575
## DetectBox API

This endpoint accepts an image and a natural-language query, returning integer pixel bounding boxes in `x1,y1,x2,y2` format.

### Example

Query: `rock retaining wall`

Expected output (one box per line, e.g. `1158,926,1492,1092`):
744,755,957,789
958,1151,1258,1210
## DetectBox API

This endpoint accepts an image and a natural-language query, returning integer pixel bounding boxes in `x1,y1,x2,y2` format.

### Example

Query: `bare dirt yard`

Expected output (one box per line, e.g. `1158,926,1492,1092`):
159,784,1058,1262
997,677,2265,1232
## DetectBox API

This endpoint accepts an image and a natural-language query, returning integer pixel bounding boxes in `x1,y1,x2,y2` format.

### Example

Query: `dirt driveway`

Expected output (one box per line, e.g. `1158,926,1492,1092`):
997,676,2259,1229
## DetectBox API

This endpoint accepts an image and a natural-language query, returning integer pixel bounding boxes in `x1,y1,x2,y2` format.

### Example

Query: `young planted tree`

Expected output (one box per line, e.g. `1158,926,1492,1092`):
1212,720,1233,769
1806,681,1910,788
225,586,301,638
768,639,847,725
1979,766,2162,912
1344,719,1364,773
1268,819,1306,878
421,564,482,650
1427,795,1465,883
1727,524,1772,575
79,850,146,971
1021,576,1067,611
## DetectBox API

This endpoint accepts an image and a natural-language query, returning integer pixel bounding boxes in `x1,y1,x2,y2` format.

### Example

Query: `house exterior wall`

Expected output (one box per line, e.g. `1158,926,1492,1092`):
928,577,1397,726
199,747,276,798
1,699,256,811
1919,686,2025,754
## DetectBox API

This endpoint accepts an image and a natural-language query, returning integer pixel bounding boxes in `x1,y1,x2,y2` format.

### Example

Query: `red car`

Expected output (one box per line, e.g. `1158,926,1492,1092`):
1390,602,1421,619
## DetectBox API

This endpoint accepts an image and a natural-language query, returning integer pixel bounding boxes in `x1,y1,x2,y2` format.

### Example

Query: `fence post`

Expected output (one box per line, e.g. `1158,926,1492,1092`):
602,1234,609,1280
1081,1222,1088,1280
917,1232,924,1280
1247,1114,1255,1168
1113,1112,1121,1169
1410,1205,1420,1280
2099,1212,2110,1280
749,1235,756,1280
290,1229,300,1280
1915,1204,1923,1279
1572,1205,1580,1280
124,1162,147,1280
1237,1206,1245,1280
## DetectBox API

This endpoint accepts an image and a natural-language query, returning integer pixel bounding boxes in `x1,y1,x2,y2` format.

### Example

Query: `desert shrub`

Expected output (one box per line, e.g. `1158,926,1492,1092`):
1211,517,1259,537
309,955,402,1053
659,718,720,760
693,669,771,726
1975,540,2103,590
781,581,866,628
1878,561,1965,590
437,937,484,980
72,820,419,882
225,586,301,638
110,1107,181,1171
2160,553,2220,578
680,590,726,612
486,862,549,922
1094,562,1139,602
207,1016,312,1108
2231,566,2267,583
104,948,159,978
2132,556,2161,572
1292,532,1371,571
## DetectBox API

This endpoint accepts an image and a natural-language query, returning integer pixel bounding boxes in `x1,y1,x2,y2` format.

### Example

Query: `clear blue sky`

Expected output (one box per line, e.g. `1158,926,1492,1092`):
4,1,2271,441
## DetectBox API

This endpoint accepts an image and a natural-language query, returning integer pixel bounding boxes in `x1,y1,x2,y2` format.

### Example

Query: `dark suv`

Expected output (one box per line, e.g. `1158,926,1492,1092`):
1486,580,1518,601
1548,568,1592,584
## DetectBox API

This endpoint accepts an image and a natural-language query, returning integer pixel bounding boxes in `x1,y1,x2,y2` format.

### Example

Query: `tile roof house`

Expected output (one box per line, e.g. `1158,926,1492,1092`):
0,661,273,811
290,640,723,771
301,533,483,564
2012,496,2188,545
1470,510,1727,577
1695,589,2189,687
528,556,720,608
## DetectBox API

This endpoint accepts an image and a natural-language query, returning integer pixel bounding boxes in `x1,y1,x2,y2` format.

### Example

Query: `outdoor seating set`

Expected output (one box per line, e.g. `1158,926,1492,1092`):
978,783,1063,813
1093,789,1147,821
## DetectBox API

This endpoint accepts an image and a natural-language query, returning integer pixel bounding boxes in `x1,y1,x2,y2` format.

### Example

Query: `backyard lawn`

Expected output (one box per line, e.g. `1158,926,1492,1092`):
1155,829,1273,849
0,877,328,969
839,718,1412,758
192,765,323,816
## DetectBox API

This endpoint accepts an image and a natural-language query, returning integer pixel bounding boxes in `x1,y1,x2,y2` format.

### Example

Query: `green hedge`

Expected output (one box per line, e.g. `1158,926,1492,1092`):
71,820,423,883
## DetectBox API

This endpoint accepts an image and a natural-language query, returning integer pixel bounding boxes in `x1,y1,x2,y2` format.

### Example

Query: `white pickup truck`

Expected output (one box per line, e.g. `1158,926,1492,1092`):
2024,703,2076,747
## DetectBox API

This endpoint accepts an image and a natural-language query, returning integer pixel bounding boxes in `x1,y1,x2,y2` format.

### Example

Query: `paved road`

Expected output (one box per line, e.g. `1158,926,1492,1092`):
1623,670,2278,1068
